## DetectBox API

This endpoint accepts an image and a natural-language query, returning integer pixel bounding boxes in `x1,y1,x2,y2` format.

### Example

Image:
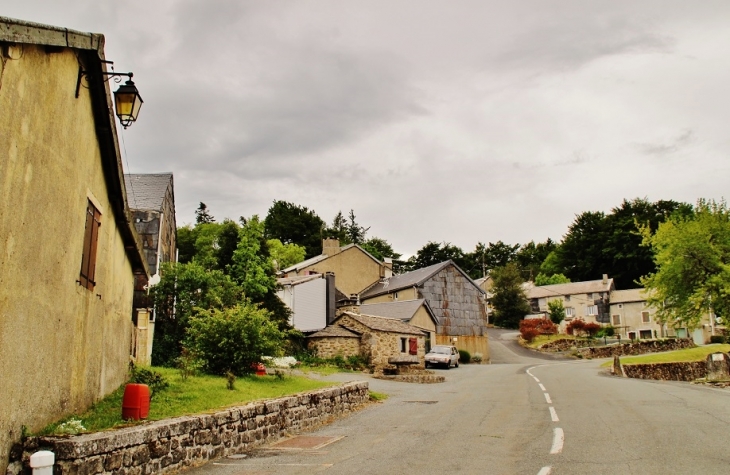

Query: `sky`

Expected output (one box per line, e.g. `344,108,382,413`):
4,1,729,257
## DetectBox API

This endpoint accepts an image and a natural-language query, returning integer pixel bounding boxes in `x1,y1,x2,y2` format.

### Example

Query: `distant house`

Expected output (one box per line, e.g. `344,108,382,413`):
610,288,715,344
276,273,336,332
473,275,493,324
359,299,438,348
0,17,148,473
359,260,489,359
280,238,391,297
124,173,177,364
308,311,427,370
526,275,615,324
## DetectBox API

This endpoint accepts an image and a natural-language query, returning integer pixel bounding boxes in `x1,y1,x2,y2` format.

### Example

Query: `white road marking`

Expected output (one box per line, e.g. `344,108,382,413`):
549,406,559,422
550,428,564,454
544,393,552,404
539,383,546,391
537,467,552,475
526,368,540,382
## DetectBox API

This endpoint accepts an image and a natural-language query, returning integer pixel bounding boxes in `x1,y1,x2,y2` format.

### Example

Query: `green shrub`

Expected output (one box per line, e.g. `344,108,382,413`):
596,326,615,338
472,352,483,363
459,349,471,364
129,365,169,398
710,335,726,344
185,302,284,376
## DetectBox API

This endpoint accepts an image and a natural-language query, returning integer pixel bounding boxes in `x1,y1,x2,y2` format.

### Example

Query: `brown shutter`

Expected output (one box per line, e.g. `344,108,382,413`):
409,338,417,355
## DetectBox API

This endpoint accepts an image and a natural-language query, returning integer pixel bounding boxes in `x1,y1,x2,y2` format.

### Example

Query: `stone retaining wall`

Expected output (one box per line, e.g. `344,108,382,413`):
7,382,369,475
620,361,707,381
580,339,695,359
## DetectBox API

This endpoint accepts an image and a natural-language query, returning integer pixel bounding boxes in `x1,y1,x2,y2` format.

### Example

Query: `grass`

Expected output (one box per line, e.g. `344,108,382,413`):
368,391,388,402
297,364,351,376
524,335,577,349
599,344,730,367
40,367,335,435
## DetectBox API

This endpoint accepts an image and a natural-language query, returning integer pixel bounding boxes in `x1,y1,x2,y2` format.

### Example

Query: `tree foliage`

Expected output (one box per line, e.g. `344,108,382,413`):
490,263,531,329
264,200,325,259
547,299,566,324
640,199,730,329
267,239,307,271
230,216,276,300
195,202,215,224
185,303,284,376
361,237,401,261
535,273,571,286
404,241,467,273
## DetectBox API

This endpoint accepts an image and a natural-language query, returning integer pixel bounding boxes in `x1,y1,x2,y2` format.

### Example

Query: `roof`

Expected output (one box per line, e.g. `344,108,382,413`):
359,299,437,326
338,311,426,335
526,278,614,300
307,325,360,338
276,273,324,286
124,174,173,211
0,16,148,278
610,288,650,304
360,260,484,299
281,243,382,274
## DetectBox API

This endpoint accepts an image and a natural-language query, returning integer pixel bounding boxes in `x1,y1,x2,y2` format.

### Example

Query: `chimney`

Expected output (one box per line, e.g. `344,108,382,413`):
322,238,341,257
602,274,608,284
382,257,393,279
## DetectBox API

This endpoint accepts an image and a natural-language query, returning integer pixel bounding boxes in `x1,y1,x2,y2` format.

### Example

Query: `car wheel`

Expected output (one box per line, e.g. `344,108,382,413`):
455,361,459,368
444,361,451,370
425,362,430,369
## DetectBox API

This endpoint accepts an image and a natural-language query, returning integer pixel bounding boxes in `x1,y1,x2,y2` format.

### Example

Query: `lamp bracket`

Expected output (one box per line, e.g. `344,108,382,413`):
75,66,134,98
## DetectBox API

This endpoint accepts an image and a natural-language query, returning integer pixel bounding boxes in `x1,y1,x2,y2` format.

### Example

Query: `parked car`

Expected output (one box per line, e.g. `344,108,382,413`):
425,345,460,369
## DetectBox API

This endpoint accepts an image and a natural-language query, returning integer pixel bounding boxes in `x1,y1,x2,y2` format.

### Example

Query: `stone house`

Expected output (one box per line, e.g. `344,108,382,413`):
358,299,438,349
307,311,427,370
280,238,391,297
0,17,148,472
359,260,489,359
526,275,615,325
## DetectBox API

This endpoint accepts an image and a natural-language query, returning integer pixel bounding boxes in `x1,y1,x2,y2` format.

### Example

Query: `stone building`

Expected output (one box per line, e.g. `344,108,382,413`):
0,17,148,472
359,260,489,359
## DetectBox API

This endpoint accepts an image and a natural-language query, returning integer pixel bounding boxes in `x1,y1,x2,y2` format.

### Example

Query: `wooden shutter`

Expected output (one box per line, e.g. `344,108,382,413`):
408,338,418,355
79,200,101,290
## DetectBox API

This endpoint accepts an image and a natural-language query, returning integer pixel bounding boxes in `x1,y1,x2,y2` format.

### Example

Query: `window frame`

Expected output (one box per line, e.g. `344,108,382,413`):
79,200,101,291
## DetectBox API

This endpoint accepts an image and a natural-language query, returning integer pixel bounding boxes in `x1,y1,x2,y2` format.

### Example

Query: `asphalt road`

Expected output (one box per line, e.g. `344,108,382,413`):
186,330,730,474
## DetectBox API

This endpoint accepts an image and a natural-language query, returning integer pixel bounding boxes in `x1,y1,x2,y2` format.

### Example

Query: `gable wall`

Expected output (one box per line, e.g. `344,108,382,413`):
418,266,487,336
300,246,381,296
0,45,136,469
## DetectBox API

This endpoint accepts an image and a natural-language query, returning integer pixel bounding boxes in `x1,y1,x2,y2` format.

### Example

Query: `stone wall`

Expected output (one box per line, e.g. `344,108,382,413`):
308,336,361,359
7,382,368,475
579,338,695,358
419,266,488,336
620,361,707,381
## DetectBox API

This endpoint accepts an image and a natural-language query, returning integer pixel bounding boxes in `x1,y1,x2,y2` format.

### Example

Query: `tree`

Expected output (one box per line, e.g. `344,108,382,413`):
517,239,557,281
361,237,401,261
324,211,348,243
640,199,730,329
264,201,325,259
150,261,242,366
535,273,571,286
547,299,566,324
490,263,531,329
195,202,215,224
267,239,306,270
404,241,466,272
230,215,276,300
346,209,369,244
185,303,284,376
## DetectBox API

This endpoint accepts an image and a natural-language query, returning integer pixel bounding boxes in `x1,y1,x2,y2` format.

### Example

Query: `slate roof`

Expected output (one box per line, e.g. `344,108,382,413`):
610,288,650,304
360,260,484,299
277,274,324,286
280,243,382,273
359,299,437,325
526,278,614,300
339,311,426,335
124,173,173,211
307,325,360,338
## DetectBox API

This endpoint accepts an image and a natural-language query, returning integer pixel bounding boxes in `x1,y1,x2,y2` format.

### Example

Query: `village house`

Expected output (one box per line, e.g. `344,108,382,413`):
358,299,438,349
0,17,148,472
276,272,336,332
526,275,615,325
359,260,489,359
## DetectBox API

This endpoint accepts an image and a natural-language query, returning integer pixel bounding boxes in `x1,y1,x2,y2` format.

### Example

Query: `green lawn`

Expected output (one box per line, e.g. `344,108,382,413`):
524,335,577,348
600,344,730,367
41,367,335,435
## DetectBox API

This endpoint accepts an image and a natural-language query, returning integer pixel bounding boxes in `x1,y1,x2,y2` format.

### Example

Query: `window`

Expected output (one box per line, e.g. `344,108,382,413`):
565,295,571,302
565,307,575,318
538,298,547,310
642,311,650,323
79,200,101,290
586,305,598,316
612,315,621,325
400,338,407,353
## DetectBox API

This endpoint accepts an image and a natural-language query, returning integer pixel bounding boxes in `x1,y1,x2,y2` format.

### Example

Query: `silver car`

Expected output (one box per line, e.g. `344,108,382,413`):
425,345,460,369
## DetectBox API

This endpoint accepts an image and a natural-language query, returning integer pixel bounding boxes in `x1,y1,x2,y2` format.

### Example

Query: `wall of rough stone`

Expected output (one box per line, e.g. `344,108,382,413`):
419,267,488,336
579,339,695,358
6,382,368,475
308,336,361,359
621,361,707,381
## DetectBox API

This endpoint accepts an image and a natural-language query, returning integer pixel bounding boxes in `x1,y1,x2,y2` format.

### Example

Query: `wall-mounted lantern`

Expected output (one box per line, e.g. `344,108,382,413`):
76,65,143,129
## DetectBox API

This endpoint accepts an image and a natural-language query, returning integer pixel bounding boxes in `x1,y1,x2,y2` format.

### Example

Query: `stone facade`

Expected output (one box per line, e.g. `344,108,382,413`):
578,339,695,359
308,335,361,359
7,382,369,475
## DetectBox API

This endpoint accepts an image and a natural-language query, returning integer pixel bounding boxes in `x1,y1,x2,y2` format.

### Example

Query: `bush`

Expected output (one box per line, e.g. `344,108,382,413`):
710,335,726,344
459,349,471,364
596,326,615,338
521,328,539,342
129,365,169,398
185,302,284,376
472,352,483,363
520,318,558,342
566,319,586,336
583,322,601,338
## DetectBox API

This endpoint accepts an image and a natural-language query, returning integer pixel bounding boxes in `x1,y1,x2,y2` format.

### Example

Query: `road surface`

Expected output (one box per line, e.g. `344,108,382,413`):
186,329,730,474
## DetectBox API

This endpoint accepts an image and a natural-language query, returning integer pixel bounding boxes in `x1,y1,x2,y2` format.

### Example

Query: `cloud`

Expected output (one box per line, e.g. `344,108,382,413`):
636,129,695,156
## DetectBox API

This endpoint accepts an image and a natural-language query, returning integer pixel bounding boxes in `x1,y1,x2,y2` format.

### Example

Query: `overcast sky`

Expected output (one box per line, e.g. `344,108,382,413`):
5,1,729,257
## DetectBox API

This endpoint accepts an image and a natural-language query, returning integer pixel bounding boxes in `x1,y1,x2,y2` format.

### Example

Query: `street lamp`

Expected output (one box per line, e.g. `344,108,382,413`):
113,76,143,129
